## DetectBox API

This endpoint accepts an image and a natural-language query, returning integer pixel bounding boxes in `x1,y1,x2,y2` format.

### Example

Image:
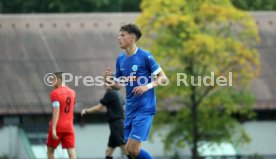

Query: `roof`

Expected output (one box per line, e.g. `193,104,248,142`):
0,12,276,114
251,12,276,110
0,13,137,114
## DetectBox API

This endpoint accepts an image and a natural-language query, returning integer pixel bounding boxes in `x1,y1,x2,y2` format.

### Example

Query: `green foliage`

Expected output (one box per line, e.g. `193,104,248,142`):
137,0,260,154
153,89,255,150
0,0,276,13
171,152,181,159
0,0,141,13
231,0,276,10
0,154,9,159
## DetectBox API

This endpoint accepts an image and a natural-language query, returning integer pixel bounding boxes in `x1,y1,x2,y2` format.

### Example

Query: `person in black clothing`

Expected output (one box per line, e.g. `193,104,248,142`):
81,83,131,159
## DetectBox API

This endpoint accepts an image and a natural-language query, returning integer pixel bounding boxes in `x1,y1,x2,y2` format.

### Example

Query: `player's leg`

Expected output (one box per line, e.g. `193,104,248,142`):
106,134,116,159
105,146,115,159
112,119,132,159
127,138,153,159
107,119,130,158
126,114,154,159
126,139,141,158
47,146,55,159
66,148,77,159
123,118,133,159
107,123,117,159
120,145,128,154
46,129,60,159
61,132,76,159
120,144,132,159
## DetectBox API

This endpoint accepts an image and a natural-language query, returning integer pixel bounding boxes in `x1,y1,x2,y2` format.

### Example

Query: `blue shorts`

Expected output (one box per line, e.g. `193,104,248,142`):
124,114,154,142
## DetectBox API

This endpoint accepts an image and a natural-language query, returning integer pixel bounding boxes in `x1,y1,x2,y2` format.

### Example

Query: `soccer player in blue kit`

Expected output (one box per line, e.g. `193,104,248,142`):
104,24,168,159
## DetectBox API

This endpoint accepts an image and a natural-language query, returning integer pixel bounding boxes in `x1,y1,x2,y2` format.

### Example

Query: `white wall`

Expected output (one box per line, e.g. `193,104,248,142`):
0,126,18,157
0,126,28,158
239,121,276,155
1,121,276,158
75,124,176,158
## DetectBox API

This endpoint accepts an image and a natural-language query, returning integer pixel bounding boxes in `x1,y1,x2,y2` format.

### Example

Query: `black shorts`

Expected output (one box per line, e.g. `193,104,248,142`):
108,119,125,148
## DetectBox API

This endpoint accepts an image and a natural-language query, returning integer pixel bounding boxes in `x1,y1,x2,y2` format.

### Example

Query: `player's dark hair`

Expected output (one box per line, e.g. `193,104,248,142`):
53,72,63,81
120,23,142,41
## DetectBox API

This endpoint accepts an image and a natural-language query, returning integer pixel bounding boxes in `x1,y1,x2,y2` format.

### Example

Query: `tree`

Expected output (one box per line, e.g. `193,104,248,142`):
231,0,276,11
0,0,141,13
137,0,260,158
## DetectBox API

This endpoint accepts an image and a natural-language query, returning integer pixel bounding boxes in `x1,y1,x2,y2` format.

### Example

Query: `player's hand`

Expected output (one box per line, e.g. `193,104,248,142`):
52,129,59,140
104,67,113,82
132,85,149,95
81,109,87,116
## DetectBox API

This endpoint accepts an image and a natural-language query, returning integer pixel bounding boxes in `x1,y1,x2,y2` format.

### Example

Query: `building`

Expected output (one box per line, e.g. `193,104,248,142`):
0,12,276,159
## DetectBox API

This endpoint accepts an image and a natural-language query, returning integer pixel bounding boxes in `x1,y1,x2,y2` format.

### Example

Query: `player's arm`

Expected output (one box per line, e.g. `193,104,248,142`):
81,103,105,116
51,101,60,140
152,70,168,87
133,70,168,95
133,54,168,95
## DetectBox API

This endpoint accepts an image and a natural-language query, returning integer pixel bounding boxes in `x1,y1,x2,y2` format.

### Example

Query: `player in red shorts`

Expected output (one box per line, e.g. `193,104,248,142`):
46,72,77,159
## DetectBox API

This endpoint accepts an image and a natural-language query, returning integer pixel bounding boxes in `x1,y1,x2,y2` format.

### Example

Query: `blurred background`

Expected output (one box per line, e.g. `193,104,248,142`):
0,0,276,159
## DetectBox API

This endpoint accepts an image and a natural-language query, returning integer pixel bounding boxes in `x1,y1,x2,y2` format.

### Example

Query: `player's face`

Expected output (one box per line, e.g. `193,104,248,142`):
118,31,135,49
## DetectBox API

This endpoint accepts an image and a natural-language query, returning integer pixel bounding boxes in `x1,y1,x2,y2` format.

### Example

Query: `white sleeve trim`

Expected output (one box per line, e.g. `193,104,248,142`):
146,83,154,89
152,67,162,75
52,101,60,108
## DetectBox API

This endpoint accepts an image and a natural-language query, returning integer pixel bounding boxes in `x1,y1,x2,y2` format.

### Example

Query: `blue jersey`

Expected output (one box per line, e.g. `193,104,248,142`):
115,48,162,117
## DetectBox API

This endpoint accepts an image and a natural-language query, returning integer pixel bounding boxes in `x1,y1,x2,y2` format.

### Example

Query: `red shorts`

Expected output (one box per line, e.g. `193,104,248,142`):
46,130,75,149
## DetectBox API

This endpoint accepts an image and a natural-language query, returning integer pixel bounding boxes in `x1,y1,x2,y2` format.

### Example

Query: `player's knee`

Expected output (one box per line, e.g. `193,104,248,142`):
127,147,139,157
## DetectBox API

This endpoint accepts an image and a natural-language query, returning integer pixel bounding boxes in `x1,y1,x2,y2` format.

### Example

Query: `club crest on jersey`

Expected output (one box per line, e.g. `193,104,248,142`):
132,65,138,72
